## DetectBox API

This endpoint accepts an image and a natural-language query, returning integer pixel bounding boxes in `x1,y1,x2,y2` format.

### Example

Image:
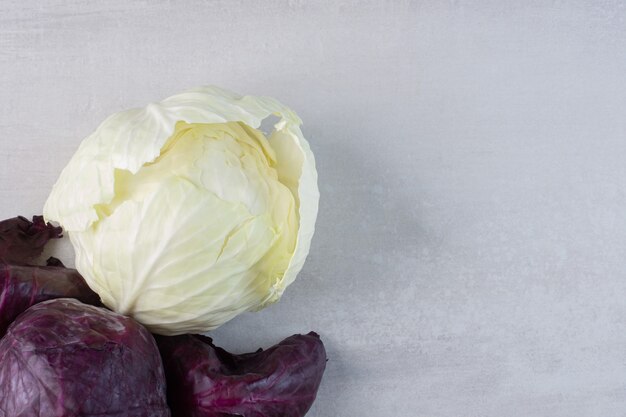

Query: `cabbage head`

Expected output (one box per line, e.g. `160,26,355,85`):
43,87,319,335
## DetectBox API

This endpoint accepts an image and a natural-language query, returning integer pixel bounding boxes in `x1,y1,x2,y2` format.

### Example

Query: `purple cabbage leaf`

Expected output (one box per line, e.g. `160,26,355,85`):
0,215,99,337
157,332,327,417
0,215,61,264
0,260,100,337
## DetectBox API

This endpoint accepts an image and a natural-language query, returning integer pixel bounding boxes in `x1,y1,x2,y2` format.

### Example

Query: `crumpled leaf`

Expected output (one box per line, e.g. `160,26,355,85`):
156,332,326,417
0,216,61,264
0,298,170,417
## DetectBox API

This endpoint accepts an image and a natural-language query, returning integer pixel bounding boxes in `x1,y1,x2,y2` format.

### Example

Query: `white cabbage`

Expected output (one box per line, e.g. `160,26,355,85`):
43,86,319,335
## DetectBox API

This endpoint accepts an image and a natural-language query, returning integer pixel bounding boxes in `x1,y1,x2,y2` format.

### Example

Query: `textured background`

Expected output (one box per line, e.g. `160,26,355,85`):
2,1,626,416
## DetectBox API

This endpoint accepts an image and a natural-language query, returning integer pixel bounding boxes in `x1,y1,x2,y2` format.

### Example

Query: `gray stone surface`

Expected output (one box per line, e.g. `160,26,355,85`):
2,1,626,415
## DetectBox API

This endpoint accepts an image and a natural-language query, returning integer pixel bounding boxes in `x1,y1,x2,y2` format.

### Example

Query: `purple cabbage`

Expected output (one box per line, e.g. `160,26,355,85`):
0,298,170,417
157,332,327,417
0,216,100,337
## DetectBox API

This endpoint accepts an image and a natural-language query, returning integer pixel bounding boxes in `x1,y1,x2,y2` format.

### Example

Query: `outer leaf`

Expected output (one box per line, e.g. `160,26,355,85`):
69,176,277,335
0,298,170,417
157,332,326,417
